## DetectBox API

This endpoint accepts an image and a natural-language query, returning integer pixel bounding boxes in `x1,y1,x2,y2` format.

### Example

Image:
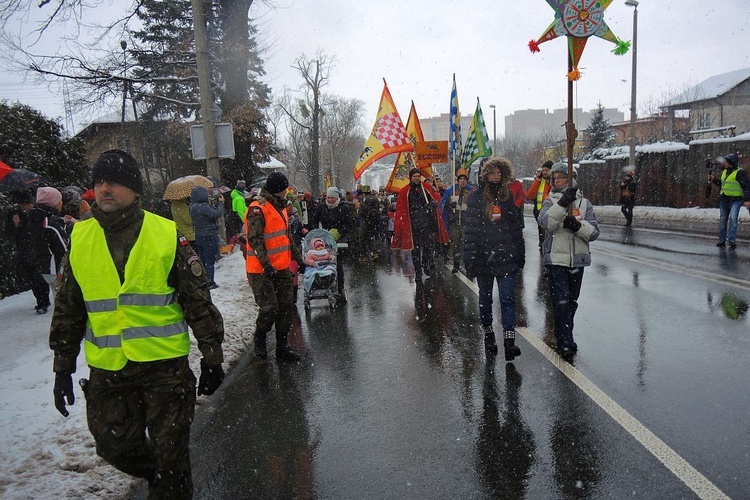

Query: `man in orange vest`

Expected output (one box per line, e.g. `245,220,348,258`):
526,160,553,251
246,172,304,361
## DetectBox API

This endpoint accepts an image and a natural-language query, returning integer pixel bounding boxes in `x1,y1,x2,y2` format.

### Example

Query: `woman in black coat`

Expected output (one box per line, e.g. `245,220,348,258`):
463,157,525,360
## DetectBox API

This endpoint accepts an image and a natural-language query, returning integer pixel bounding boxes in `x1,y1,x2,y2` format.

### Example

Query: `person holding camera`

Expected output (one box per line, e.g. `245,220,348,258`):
190,186,224,289
538,162,600,358
619,170,637,226
708,153,750,248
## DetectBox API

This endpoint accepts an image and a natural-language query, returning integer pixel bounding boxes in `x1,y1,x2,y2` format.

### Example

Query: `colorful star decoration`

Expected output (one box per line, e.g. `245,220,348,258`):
529,0,630,80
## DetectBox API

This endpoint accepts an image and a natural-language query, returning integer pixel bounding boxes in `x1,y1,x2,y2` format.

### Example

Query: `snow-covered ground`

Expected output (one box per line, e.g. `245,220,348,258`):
0,204,746,499
0,249,256,499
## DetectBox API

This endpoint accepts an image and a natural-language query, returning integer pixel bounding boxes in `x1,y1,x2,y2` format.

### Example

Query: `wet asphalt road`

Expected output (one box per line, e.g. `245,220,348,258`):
185,221,750,499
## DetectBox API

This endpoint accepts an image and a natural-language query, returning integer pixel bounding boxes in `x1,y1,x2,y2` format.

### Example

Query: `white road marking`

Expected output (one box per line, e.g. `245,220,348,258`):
447,262,731,499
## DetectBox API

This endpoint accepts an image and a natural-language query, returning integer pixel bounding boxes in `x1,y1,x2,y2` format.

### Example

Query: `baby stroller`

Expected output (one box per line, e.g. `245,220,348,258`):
301,229,339,311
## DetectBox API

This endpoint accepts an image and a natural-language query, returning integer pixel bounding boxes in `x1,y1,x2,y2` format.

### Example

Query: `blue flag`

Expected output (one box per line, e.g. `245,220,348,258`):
449,74,463,174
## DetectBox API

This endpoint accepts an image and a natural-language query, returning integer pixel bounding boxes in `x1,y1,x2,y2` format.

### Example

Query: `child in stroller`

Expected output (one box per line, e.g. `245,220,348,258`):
302,229,339,310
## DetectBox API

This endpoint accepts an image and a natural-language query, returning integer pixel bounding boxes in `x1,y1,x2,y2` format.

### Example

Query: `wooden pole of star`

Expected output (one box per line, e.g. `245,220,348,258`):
565,50,577,214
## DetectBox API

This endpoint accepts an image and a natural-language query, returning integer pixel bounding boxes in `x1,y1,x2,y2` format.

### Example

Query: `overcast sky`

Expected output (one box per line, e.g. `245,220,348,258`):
3,0,749,137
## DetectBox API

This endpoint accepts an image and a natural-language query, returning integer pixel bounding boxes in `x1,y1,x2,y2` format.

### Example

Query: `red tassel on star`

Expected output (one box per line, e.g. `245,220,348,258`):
528,39,540,53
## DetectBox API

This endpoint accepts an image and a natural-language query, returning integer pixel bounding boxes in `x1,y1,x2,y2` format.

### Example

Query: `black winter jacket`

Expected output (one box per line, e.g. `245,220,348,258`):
463,186,525,276
26,204,68,273
311,202,354,238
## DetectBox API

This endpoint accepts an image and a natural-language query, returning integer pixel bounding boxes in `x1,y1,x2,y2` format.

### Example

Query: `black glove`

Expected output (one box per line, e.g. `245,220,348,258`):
53,372,75,417
557,187,579,207
197,359,225,396
263,266,277,278
296,258,306,272
563,215,582,232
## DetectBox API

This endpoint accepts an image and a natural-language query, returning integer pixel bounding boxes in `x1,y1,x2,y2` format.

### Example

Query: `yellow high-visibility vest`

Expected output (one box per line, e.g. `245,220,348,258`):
720,169,742,197
536,178,548,210
69,212,189,371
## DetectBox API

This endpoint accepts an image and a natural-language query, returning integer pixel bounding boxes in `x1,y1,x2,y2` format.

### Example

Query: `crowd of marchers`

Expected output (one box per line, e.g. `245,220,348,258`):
2,145,748,499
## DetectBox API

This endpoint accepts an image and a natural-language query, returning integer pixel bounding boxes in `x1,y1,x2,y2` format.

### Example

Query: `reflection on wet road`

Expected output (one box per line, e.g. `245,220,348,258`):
186,228,748,499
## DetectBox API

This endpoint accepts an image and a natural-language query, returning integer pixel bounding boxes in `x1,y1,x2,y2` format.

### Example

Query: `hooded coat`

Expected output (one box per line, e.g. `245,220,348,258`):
189,186,224,237
462,162,525,276
538,189,600,268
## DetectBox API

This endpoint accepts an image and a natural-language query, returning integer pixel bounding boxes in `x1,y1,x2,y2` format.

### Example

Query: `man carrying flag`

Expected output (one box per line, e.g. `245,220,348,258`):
439,168,475,273
391,168,449,281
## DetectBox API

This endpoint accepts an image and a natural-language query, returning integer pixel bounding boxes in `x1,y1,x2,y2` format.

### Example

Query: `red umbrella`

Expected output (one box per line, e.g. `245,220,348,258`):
0,160,13,180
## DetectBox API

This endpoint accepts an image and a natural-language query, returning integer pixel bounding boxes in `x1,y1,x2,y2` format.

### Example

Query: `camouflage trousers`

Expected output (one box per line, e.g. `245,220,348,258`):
84,357,196,499
249,269,294,342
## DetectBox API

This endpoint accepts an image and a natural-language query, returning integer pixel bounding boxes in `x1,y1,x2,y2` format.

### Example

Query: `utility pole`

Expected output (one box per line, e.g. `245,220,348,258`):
190,0,221,179
626,0,639,170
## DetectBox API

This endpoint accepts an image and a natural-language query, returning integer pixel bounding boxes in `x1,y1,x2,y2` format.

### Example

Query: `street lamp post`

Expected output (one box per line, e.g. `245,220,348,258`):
626,0,639,170
489,104,497,155
120,40,127,140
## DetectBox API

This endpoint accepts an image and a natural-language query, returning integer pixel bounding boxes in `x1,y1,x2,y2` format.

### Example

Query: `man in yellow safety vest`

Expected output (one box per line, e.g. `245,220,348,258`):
50,149,225,498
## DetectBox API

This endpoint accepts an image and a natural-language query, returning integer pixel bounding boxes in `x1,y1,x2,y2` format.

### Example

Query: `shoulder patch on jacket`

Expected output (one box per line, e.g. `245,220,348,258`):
187,255,203,276
179,235,189,246
251,206,262,215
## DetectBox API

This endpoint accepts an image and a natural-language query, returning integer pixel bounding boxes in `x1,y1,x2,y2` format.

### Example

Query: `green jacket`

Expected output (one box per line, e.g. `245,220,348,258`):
231,189,247,221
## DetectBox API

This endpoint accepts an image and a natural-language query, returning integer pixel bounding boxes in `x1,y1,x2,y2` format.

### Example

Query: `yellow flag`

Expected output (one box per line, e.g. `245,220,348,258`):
353,80,413,181
386,101,432,193
325,172,332,188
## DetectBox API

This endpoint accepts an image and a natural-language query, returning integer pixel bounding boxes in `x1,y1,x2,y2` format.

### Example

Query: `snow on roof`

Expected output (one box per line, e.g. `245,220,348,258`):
663,67,750,107
601,142,689,160
258,155,286,169
690,131,750,145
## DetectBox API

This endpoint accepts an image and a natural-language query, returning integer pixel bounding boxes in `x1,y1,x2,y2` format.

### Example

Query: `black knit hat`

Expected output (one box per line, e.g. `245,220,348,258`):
542,160,554,169
264,171,289,194
409,168,421,178
91,149,143,194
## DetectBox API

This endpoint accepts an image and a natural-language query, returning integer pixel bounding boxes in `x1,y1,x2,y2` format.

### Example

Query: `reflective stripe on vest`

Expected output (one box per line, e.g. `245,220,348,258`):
245,200,292,273
536,178,547,210
69,212,190,371
720,169,742,197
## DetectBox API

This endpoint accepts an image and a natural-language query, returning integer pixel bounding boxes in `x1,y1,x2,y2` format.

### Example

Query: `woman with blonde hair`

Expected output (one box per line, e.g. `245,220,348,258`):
463,157,525,360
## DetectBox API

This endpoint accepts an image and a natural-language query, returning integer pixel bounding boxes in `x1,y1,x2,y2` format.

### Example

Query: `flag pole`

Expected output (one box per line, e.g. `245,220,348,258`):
565,50,577,216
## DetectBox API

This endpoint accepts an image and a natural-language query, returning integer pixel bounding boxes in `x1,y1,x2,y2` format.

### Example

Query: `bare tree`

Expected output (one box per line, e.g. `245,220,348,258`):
278,50,334,194
320,94,365,189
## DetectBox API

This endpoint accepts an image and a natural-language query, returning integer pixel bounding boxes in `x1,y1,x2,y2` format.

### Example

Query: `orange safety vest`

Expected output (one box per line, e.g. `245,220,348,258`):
245,200,291,273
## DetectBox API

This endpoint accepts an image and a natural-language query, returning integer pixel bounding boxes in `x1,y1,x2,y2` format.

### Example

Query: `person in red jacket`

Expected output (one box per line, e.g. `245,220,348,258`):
391,168,450,281
526,160,553,251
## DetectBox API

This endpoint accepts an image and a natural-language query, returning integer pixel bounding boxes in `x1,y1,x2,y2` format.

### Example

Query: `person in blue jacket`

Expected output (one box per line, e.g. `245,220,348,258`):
439,167,476,273
190,185,224,288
